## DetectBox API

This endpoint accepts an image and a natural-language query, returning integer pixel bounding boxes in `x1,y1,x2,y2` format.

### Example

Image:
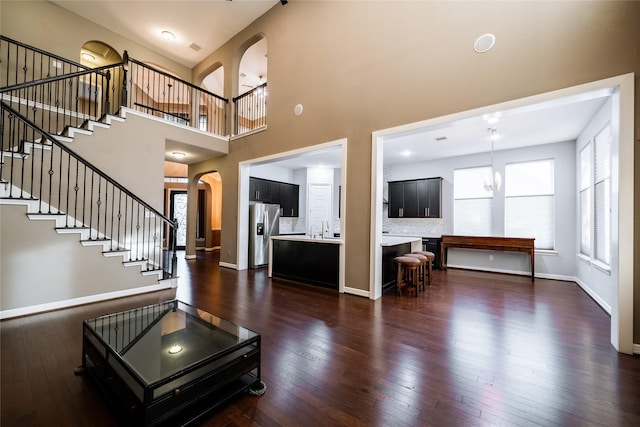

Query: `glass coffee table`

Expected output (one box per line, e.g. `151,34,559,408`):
78,300,264,426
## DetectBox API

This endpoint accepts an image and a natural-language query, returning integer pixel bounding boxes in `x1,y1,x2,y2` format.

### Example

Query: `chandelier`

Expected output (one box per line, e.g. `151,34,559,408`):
484,128,502,192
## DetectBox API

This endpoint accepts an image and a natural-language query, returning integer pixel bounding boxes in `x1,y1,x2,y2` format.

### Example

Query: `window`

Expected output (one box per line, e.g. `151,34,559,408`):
164,112,189,126
454,167,493,236
579,145,591,256
594,124,611,265
199,114,208,131
505,159,554,250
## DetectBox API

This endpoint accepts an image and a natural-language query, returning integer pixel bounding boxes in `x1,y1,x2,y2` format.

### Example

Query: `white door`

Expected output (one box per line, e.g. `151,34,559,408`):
308,183,332,237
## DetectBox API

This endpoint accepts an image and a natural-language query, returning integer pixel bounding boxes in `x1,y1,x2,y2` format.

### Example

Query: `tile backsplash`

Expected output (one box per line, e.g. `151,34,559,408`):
382,211,445,237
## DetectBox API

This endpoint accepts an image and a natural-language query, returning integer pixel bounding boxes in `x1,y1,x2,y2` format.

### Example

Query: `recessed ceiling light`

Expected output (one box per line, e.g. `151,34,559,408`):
474,33,496,53
81,52,95,62
401,150,412,157
161,31,175,41
483,112,502,124
172,152,186,159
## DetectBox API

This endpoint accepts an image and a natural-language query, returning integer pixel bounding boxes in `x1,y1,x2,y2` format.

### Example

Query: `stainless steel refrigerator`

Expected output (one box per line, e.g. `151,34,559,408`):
249,202,280,268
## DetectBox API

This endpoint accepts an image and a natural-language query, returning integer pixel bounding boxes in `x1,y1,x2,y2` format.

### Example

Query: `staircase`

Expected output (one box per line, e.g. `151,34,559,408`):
1,38,179,319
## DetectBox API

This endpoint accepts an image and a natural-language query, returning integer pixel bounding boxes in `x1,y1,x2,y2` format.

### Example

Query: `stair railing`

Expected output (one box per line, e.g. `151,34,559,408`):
124,52,229,136
1,35,94,88
233,82,267,136
1,101,178,279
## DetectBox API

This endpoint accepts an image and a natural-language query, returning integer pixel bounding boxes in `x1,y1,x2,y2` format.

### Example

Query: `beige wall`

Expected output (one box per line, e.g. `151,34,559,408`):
189,0,639,293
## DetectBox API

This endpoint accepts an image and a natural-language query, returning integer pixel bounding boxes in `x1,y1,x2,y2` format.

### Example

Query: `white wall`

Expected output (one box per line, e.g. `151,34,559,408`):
575,97,615,312
249,164,294,183
385,140,577,279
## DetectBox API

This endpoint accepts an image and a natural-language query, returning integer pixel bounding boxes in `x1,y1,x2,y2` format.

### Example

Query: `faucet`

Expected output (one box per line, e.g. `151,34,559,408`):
310,224,319,239
321,220,330,239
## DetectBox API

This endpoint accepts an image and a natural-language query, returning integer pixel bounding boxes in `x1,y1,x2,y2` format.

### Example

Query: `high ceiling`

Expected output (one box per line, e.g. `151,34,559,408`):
51,0,280,68
51,1,614,170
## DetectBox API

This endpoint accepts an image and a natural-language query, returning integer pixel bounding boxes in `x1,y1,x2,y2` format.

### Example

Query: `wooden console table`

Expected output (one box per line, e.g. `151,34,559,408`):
440,235,535,281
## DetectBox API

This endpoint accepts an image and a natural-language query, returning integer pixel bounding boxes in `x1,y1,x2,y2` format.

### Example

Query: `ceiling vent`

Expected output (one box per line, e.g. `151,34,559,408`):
189,43,202,52
434,136,448,142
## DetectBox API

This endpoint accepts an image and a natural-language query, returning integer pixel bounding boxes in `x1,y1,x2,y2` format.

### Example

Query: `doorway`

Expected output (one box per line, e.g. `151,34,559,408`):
170,191,187,250
308,183,332,237
370,73,635,353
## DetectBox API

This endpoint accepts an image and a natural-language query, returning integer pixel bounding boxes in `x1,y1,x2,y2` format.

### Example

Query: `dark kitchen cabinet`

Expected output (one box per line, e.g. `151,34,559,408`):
388,180,418,218
249,177,270,202
421,237,442,269
417,177,442,218
249,177,299,217
388,177,442,218
278,182,299,217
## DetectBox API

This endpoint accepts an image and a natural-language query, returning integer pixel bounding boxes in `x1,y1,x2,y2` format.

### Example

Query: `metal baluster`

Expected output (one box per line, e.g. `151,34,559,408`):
73,157,79,225
110,185,115,250
45,130,55,213
117,189,122,249
96,175,102,239
103,178,109,242
89,171,94,239
57,141,63,213
81,164,87,226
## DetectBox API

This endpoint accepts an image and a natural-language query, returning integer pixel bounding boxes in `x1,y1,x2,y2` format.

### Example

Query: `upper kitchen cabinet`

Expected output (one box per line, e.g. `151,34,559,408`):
249,177,299,217
249,177,271,202
388,180,417,218
278,182,299,217
388,177,442,218
417,177,442,218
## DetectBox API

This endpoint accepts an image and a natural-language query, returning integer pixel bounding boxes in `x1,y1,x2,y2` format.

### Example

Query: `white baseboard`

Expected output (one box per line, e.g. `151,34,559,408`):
344,286,369,298
184,254,196,260
573,276,612,315
0,282,174,320
633,344,640,355
219,262,238,270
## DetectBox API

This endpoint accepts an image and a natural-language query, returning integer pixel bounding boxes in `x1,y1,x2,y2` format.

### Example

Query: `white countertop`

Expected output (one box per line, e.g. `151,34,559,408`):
380,235,422,246
271,235,343,245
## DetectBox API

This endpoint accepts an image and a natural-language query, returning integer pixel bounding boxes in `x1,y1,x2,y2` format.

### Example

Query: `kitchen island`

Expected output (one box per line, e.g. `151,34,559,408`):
381,235,422,289
269,236,343,290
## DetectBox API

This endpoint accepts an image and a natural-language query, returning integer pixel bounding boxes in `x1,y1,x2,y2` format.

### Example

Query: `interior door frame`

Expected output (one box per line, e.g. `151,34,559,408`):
170,190,188,250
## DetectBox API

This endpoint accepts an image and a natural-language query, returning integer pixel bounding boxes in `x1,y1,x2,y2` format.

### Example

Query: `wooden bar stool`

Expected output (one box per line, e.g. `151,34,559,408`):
404,253,427,290
393,256,420,297
412,250,435,286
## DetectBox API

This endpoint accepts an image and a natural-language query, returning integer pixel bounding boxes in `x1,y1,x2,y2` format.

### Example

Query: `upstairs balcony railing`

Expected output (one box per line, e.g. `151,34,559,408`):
124,52,228,136
233,82,267,136
0,36,230,138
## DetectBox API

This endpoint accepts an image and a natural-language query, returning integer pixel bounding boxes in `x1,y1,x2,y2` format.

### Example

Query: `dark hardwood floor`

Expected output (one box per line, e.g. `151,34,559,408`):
2,250,639,426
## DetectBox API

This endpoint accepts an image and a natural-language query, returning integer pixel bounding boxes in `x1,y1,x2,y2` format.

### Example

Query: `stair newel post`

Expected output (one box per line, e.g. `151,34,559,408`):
104,69,111,118
121,51,129,109
170,218,178,278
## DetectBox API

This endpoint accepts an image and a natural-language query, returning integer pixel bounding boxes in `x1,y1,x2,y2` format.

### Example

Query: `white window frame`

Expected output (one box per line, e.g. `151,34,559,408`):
504,159,555,250
578,143,591,257
593,123,611,268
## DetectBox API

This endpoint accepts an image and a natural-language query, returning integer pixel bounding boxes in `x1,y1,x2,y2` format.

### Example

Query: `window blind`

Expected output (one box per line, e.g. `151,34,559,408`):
505,159,554,250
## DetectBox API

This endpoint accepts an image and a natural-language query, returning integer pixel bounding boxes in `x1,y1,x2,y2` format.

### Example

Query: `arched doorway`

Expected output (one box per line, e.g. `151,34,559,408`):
80,40,121,67
235,36,267,135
